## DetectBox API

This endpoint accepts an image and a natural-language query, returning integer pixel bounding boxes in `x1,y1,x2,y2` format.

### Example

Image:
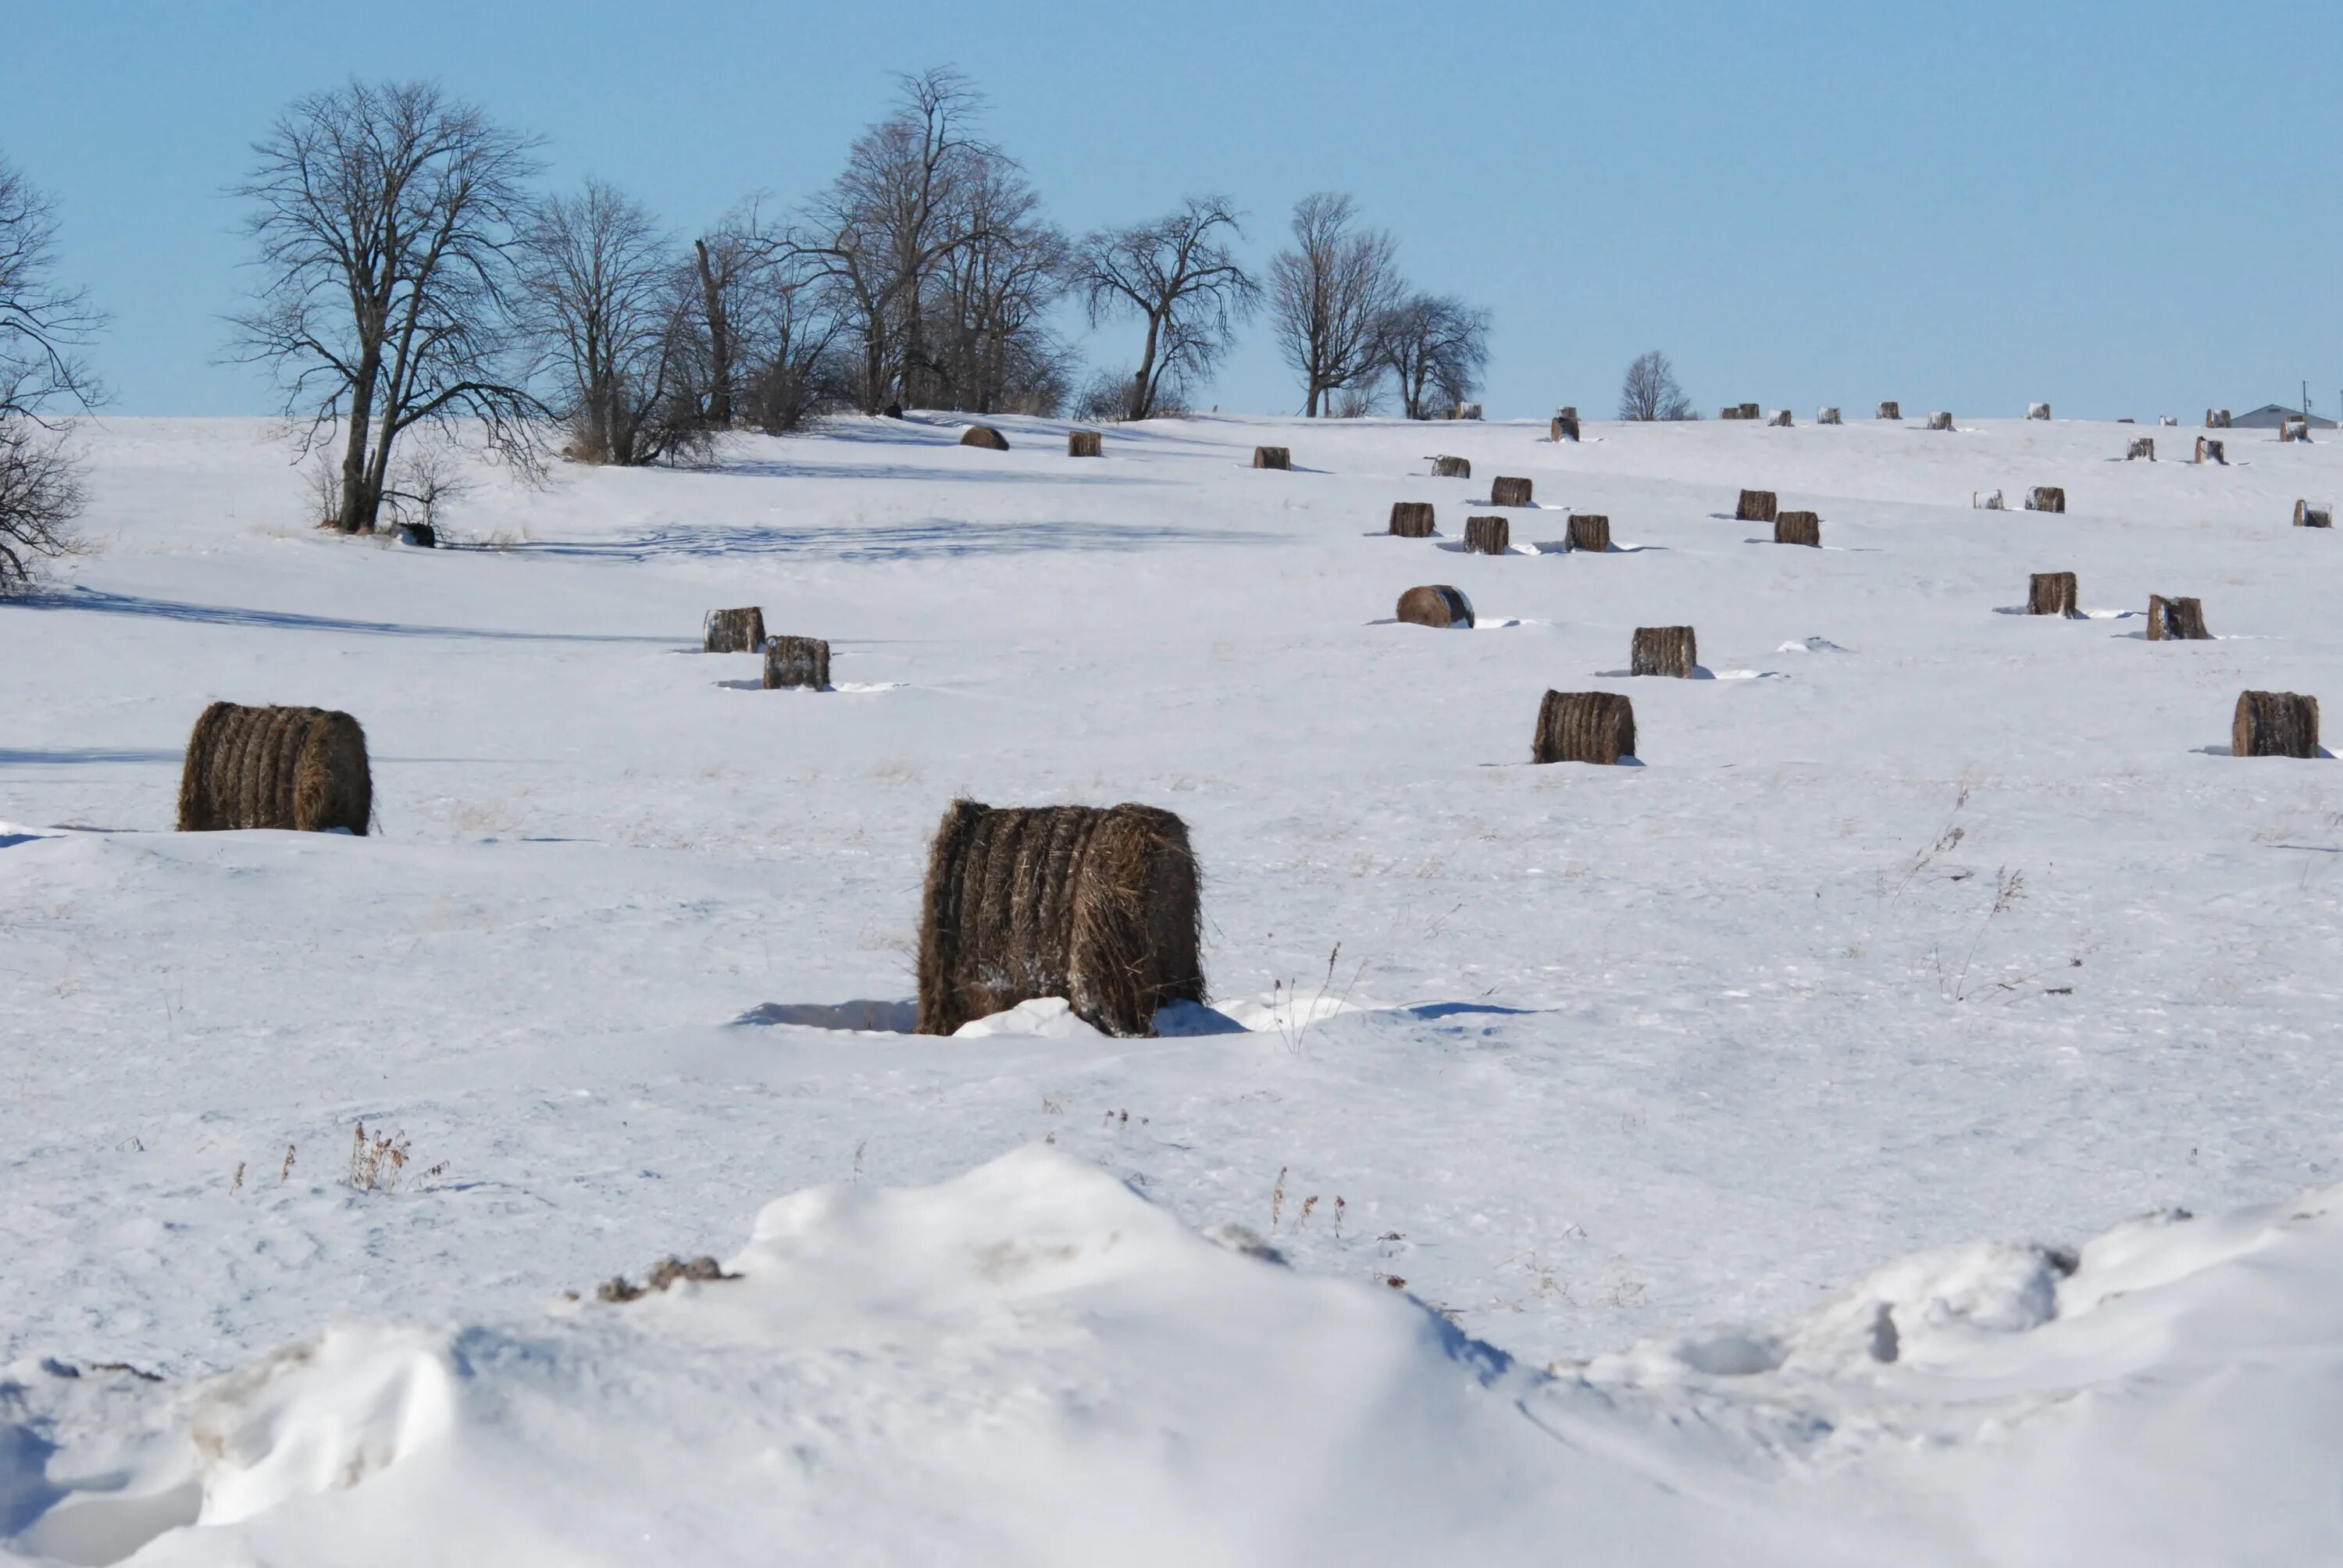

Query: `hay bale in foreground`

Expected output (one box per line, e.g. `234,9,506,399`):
2026,486,2067,514
1768,409,1793,427
1490,476,1534,507
177,703,370,835
2196,437,2227,465
1432,454,1471,478
1567,513,1611,552
961,425,1011,451
2206,408,2231,429
763,636,831,690
1396,585,1474,628
2027,403,2052,420
1928,411,1955,431
1252,446,1290,469
1818,407,1843,425
915,799,1204,1037
1464,515,1511,554
2295,500,2333,529
1632,625,1696,678
1774,511,1821,547
1389,501,1436,537
1067,429,1103,457
1877,401,1902,420
1735,487,1778,522
1550,415,1580,442
1533,690,1635,764
2127,438,2156,461
2146,595,2210,641
2028,572,2079,617
2233,691,2320,759
703,607,766,654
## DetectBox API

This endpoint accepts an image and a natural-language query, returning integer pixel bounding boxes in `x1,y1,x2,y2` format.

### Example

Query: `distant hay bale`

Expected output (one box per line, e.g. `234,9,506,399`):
2028,572,2079,617
2281,419,2312,444
1738,402,1760,421
1432,454,1471,478
762,635,831,690
1877,401,1901,420
1631,625,1696,678
2233,691,2320,759
1555,406,1578,420
1768,409,1793,427
1464,515,1511,554
2145,595,2210,641
2195,437,2227,465
1067,429,1103,457
2025,486,2067,513
2295,500,2333,529
915,799,1204,1037
1735,488,1778,522
176,702,371,835
394,522,436,547
1818,407,1843,425
2206,408,2231,429
1389,501,1436,537
1489,476,1534,507
2159,415,2178,426
1550,415,1580,442
2027,403,2052,420
1453,401,1483,420
1566,512,1611,552
961,425,1011,451
1974,489,2007,510
1774,510,1821,547
702,606,766,654
1928,411,1954,431
2126,438,2156,461
1533,690,1635,764
1720,406,1743,421
1252,446,1290,469
1396,584,1474,628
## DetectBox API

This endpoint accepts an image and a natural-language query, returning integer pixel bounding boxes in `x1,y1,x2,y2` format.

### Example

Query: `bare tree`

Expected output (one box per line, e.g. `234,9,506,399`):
1378,292,1490,419
229,80,544,534
1617,349,1695,422
921,154,1070,414
1075,196,1258,422
1268,192,1402,417
0,155,102,591
517,180,694,465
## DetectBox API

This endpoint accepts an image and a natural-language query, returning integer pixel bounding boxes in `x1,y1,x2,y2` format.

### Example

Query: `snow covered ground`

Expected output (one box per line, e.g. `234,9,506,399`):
5,409,2343,1561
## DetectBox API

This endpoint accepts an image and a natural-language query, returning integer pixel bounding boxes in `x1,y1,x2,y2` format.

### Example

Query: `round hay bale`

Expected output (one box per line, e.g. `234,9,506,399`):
2281,419,2312,444
2206,408,2231,429
1555,406,1578,420
2027,403,2052,420
762,635,831,690
884,403,904,419
1067,429,1104,458
1738,402,1761,421
2159,415,2178,426
1389,501,1436,537
1774,510,1821,547
2196,437,2227,465
1432,454,1471,479
1735,488,1778,523
1876,401,1901,420
1566,513,1611,552
915,799,1204,1037
177,702,371,835
1817,407,1843,425
1550,415,1580,443
2295,500,2333,529
960,425,1010,451
2025,486,2067,514
702,606,767,654
1631,625,1696,679
1464,515,1510,554
394,522,436,547
2126,438,2156,461
2146,595,2210,642
1396,585,1474,629
1974,489,2007,510
1252,446,1290,470
2234,691,2320,759
1489,476,1534,507
2028,572,2080,617
1720,406,1743,421
1533,690,1635,765
1768,409,1793,427
1928,411,1954,431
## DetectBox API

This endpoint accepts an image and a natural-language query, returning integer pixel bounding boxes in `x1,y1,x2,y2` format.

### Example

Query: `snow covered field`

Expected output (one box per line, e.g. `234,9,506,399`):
5,409,2343,1562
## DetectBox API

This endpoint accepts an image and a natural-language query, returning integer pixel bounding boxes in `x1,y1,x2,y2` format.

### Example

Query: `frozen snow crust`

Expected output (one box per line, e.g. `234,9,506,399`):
8,409,2343,1559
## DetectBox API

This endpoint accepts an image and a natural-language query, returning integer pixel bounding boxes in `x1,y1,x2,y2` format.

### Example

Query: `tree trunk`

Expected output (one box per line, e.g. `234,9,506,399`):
1129,312,1163,421
695,240,732,429
337,352,380,534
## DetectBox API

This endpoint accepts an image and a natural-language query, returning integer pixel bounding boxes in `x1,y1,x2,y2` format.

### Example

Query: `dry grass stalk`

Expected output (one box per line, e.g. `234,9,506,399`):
1432,454,1471,478
1395,585,1474,628
1489,476,1534,507
702,607,766,653
2127,438,2156,461
1566,513,1611,552
1252,446,1290,469
2025,486,2067,514
1877,401,1901,419
2295,501,2333,529
1389,501,1436,537
1774,510,1821,547
1464,515,1510,554
2028,572,2079,617
2146,595,2210,641
2195,437,2227,465
177,703,371,834
1632,625,1696,678
915,799,1204,1036
1067,429,1104,458
1533,690,1635,764
961,425,1011,451
763,635,831,690
2233,691,2320,758
1735,488,1778,522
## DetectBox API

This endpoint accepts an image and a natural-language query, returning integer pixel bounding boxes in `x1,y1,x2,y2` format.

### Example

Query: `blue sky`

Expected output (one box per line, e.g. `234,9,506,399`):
5,1,2338,420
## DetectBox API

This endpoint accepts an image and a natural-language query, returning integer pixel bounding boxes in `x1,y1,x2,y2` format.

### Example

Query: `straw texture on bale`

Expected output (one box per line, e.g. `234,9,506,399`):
1533,690,1635,765
1432,454,1471,478
1768,409,1792,427
960,425,1011,451
2295,501,2333,529
1877,401,1901,420
1735,488,1778,522
1067,429,1103,457
2281,419,2311,444
1489,476,1534,507
2196,437,2227,465
2233,692,2320,759
702,607,766,654
1738,402,1761,421
1818,407,1843,425
176,703,371,835
1389,501,1436,537
2028,572,2079,618
2127,438,2156,461
1252,446,1290,469
762,636,831,690
1774,511,1821,547
915,799,1204,1037
1632,625,1696,679
2206,409,2231,429
1395,584,1474,629
1464,515,1510,554
1928,411,1954,431
1720,407,1744,421
2146,596,2210,642
1567,513,1611,552
1550,415,1580,443
2026,486,2067,514
2027,403,2052,420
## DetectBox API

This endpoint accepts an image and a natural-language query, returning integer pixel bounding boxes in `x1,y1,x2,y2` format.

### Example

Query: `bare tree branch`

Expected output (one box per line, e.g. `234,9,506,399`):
1075,196,1258,422
0,155,103,591
1268,192,1402,418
